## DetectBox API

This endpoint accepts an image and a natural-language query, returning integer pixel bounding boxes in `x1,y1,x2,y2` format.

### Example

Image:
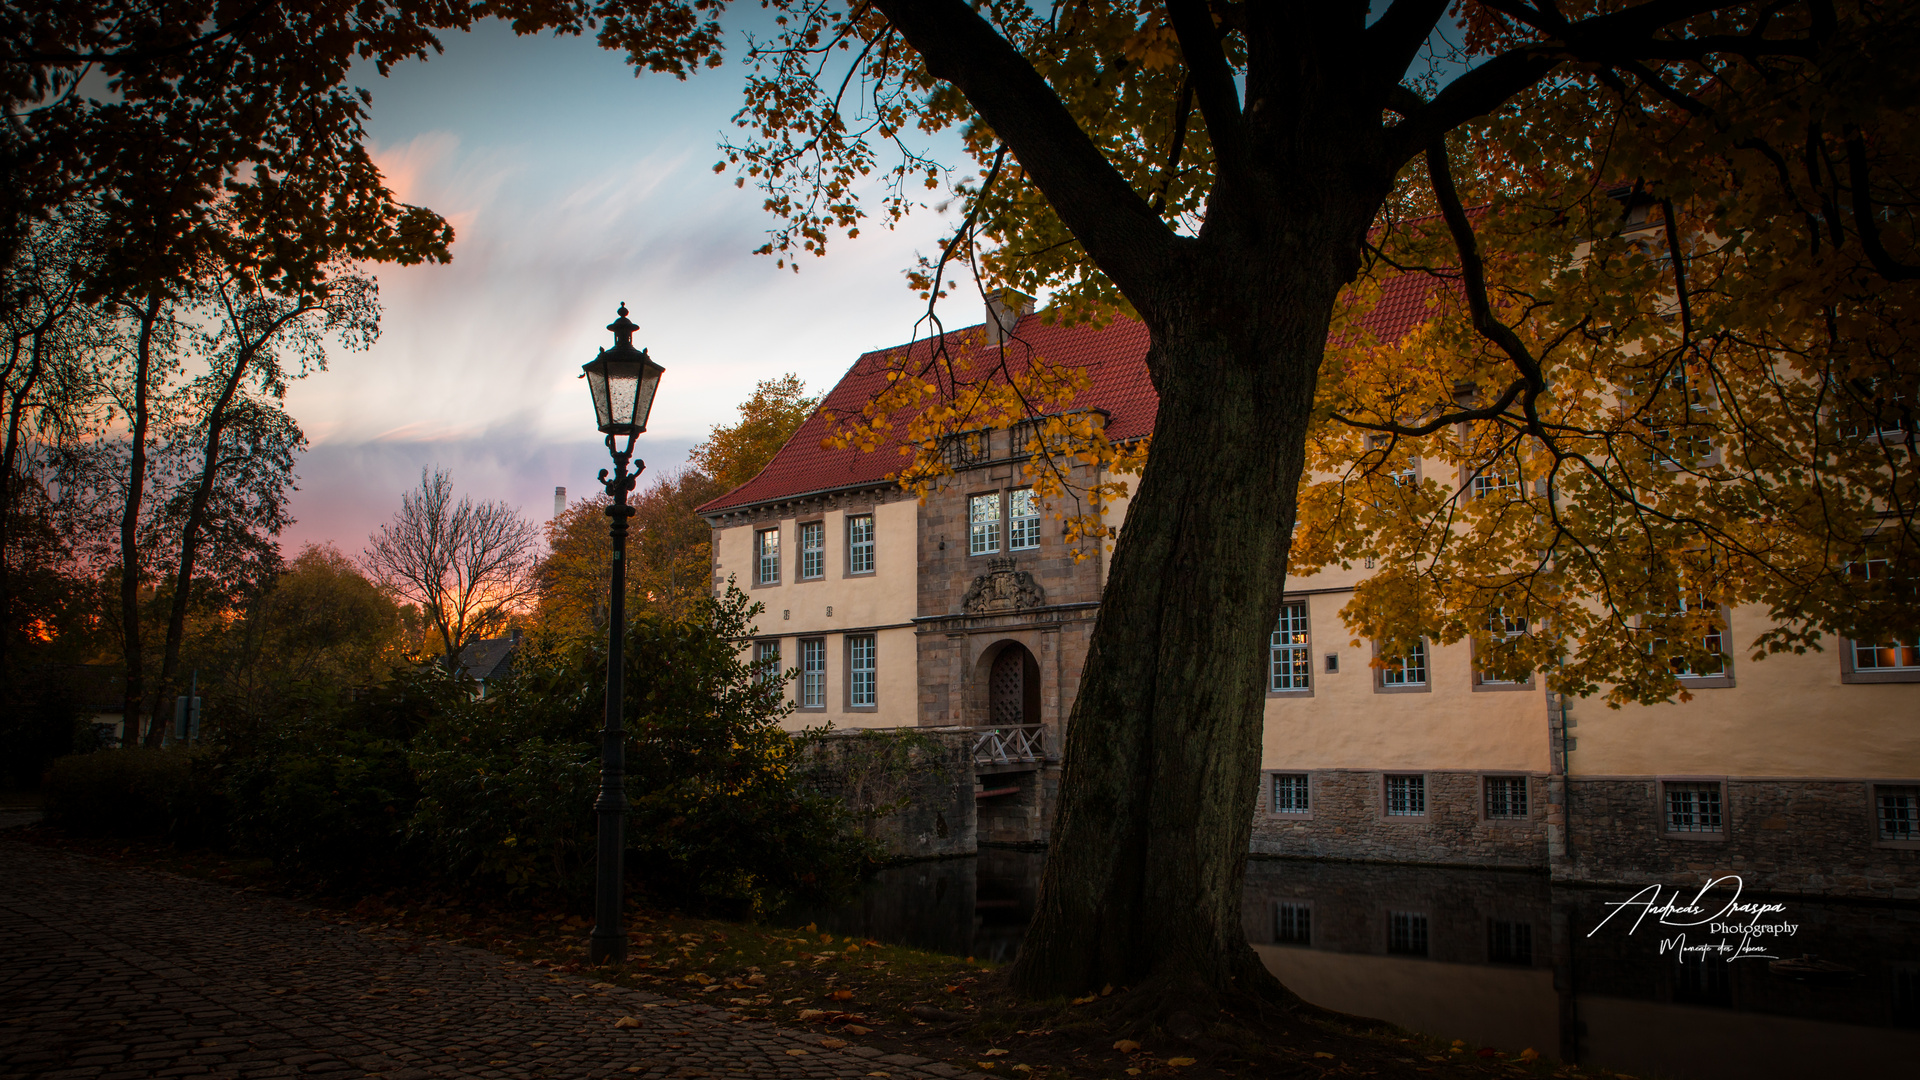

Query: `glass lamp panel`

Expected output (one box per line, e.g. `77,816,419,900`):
586,359,614,431
630,364,662,433
605,366,642,432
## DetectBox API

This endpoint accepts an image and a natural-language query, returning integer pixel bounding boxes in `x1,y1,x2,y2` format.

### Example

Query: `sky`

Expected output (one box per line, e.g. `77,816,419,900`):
278,17,972,554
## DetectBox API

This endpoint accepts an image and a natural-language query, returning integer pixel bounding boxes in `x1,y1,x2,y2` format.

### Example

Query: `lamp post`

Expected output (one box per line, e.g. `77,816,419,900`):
581,302,665,966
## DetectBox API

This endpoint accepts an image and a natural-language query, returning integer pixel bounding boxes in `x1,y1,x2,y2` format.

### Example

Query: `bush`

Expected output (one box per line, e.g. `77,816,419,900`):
406,584,876,913
43,747,196,836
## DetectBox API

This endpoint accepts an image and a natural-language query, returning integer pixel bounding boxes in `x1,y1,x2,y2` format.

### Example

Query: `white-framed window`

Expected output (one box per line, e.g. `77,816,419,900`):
968,493,1002,555
1274,902,1312,945
847,514,875,574
1878,786,1920,842
1856,639,1920,672
1469,467,1520,501
800,638,825,708
1009,488,1041,550
1388,911,1430,956
1665,781,1723,834
848,634,876,707
755,528,780,585
1270,602,1311,691
1386,774,1426,817
753,640,780,686
1845,554,1919,675
1380,640,1428,687
1271,773,1310,814
798,521,824,579
1477,608,1530,685
1485,776,1529,818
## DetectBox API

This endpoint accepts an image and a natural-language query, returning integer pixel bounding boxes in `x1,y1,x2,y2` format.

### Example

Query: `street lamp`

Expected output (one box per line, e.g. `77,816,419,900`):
582,302,664,966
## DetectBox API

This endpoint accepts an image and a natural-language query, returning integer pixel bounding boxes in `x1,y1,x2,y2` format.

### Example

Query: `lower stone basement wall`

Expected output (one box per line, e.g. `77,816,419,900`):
1248,769,1549,869
1557,777,1920,900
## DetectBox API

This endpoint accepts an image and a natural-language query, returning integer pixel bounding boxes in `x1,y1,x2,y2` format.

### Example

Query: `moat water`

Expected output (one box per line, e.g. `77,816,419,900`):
795,850,1920,1080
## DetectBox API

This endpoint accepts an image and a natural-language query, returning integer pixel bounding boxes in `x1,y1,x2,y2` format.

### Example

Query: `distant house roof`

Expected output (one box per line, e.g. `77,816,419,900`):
698,279,1439,516
458,632,520,684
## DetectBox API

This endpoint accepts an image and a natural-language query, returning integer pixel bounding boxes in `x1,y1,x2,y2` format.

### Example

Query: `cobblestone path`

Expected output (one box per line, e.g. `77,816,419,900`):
0,838,985,1080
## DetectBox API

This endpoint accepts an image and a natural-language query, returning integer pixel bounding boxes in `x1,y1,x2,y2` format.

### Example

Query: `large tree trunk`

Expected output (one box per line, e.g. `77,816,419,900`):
1009,206,1371,1007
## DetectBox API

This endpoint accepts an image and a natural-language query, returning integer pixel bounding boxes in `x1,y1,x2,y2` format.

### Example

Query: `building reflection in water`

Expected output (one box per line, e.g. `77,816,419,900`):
799,853,1920,1080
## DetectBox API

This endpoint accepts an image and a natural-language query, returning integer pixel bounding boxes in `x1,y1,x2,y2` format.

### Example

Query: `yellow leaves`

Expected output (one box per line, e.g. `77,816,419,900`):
830,989,854,1000
1112,1040,1141,1052
1071,993,1097,1005
819,1037,849,1049
797,1008,830,1020
1519,1047,1541,1062
1313,1051,1335,1059
611,1016,640,1028
1168,1057,1197,1067
984,1048,1008,1056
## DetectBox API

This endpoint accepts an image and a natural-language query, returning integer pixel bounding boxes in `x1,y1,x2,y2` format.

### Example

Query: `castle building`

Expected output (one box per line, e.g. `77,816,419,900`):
697,294,1920,899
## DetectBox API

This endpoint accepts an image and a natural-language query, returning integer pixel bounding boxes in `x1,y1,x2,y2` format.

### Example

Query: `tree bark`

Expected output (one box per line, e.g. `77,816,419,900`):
118,294,163,748
1008,223,1368,1005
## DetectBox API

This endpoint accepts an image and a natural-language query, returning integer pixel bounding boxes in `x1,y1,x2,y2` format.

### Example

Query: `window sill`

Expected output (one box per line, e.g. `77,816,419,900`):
1661,830,1727,842
1843,668,1920,684
1676,674,1734,689
1375,682,1431,694
1267,687,1314,699
1473,679,1537,693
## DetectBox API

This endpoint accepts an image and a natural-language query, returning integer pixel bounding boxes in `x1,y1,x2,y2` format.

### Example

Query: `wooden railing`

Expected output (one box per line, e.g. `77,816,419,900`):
972,724,1049,765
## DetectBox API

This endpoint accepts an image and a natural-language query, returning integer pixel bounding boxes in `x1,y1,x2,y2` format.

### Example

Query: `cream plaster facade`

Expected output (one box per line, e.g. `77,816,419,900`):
712,494,921,730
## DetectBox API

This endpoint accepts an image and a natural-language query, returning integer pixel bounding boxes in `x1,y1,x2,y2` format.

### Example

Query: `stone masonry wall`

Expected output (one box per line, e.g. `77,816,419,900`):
1557,777,1920,899
798,729,976,859
1249,769,1550,869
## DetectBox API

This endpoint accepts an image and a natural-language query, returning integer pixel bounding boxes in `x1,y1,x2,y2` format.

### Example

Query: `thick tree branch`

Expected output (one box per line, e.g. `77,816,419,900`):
1846,131,1920,282
1165,0,1244,171
1425,141,1550,406
1149,77,1195,214
1365,0,1450,89
869,0,1173,296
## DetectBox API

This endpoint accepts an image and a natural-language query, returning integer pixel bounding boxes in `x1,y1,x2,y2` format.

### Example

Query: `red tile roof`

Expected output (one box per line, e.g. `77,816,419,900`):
697,278,1440,516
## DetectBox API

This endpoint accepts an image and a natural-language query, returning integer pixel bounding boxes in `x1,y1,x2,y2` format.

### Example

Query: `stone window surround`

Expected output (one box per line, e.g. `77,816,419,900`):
1264,771,1313,819
796,636,827,712
1870,780,1920,849
844,510,876,577
752,639,782,688
1372,639,1432,694
751,525,781,588
1380,772,1430,821
967,489,1005,556
1658,776,1729,842
1841,640,1920,684
1481,774,1533,822
1267,597,1315,698
844,633,878,712
795,519,826,582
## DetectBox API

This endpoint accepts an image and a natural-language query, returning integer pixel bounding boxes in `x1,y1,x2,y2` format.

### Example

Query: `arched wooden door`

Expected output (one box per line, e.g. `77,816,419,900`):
988,643,1041,726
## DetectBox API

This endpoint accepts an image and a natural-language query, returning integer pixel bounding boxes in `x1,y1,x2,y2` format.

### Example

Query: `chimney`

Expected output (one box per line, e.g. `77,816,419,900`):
985,287,1035,346
553,486,566,518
